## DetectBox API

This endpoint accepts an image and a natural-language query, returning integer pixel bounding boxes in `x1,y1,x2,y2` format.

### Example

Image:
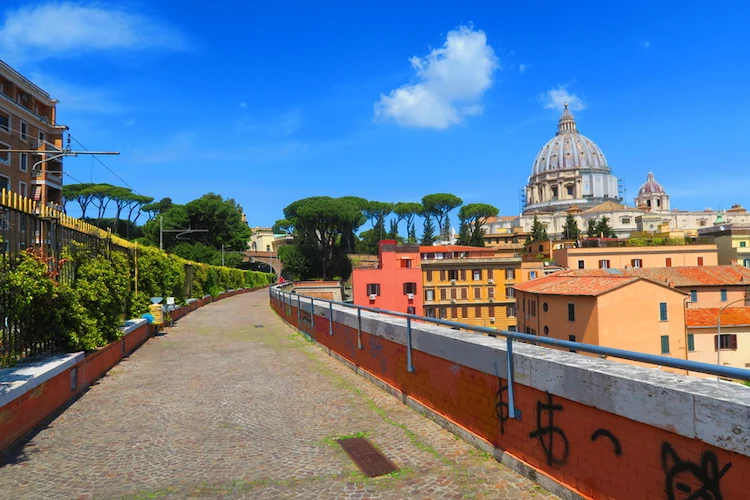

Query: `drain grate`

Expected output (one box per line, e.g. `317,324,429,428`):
253,324,264,328
337,437,398,477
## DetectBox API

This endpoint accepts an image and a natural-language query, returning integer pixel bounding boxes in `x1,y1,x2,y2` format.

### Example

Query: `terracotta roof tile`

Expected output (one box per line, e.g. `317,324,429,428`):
513,274,640,296
686,307,750,327
560,266,750,287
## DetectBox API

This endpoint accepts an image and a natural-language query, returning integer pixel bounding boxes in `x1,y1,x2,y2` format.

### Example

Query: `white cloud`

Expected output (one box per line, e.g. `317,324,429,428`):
519,64,527,74
374,25,499,129
639,40,651,49
539,85,585,112
239,102,247,108
27,71,122,114
0,2,188,62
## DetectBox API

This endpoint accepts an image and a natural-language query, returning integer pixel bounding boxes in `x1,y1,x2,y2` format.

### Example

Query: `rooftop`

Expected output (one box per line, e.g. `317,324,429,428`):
687,307,750,327
558,266,750,287
513,272,642,296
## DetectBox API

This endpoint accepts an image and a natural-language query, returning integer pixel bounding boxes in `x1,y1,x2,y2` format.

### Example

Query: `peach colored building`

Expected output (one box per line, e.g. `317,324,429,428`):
553,244,718,269
514,270,689,370
0,59,67,207
686,307,750,372
352,240,422,315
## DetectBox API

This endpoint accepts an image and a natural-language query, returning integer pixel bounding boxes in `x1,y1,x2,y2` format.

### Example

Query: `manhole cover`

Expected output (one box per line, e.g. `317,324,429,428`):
337,437,398,477
254,324,264,328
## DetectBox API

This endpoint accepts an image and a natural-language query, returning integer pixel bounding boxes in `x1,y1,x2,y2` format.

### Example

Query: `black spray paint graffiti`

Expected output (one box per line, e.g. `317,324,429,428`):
494,378,509,435
591,428,622,457
300,310,312,328
368,337,387,374
529,393,569,466
661,443,732,500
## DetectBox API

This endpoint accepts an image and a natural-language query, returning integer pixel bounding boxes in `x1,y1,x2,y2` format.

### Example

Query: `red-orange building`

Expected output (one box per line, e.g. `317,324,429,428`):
351,240,422,315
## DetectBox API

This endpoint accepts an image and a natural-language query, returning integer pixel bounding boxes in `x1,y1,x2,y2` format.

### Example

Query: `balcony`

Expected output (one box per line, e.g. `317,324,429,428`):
0,90,59,128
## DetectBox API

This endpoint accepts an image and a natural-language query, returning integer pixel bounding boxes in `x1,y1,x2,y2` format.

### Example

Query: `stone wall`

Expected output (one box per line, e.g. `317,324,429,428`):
271,290,750,500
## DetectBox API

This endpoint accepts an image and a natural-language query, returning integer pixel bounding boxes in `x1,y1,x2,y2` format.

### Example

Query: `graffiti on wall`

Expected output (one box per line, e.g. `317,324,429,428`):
528,393,569,466
368,337,387,374
661,443,732,500
591,428,622,457
495,378,509,435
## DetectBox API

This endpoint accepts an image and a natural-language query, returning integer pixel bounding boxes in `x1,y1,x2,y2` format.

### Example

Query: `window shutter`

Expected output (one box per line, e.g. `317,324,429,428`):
426,270,432,282
461,288,467,299
714,335,719,350
450,288,457,299
440,270,446,281
731,335,738,350
460,269,466,281
403,283,408,294
488,269,494,279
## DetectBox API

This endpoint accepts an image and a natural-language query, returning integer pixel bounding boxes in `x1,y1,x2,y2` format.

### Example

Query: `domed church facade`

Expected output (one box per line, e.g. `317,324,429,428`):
524,104,620,214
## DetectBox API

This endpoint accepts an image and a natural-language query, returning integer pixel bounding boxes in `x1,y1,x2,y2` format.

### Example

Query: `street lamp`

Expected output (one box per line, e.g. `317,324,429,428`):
716,296,748,380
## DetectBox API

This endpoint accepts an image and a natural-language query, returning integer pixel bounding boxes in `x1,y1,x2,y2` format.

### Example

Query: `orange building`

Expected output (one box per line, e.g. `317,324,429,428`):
351,240,422,315
686,307,750,373
514,269,689,369
0,59,67,207
553,244,718,269
420,245,522,331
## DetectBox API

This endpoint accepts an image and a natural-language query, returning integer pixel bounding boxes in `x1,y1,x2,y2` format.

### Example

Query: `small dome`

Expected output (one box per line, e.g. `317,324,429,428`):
638,172,665,195
531,104,609,177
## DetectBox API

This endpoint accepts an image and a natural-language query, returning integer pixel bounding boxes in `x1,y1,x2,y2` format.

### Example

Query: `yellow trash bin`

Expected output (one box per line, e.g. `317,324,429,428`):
149,303,164,326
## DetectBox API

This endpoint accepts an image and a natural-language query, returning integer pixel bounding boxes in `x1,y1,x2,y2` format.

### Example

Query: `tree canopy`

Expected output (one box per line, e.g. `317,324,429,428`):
562,214,580,240
457,203,498,246
422,193,462,242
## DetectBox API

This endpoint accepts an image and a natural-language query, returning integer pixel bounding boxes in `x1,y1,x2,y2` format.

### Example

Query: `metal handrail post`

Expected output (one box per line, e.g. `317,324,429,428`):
329,302,334,336
506,337,520,419
406,317,414,372
310,297,315,328
357,308,363,350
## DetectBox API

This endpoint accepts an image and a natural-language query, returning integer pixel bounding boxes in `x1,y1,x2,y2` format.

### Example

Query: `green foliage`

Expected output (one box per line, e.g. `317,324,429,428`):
562,214,580,240
457,203,497,247
422,193,463,241
595,216,617,238
420,213,436,245
394,202,422,243
587,219,597,238
529,215,548,242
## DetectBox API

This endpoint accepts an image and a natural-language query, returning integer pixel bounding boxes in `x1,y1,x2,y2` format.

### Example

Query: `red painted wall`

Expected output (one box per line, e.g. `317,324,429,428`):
271,295,750,500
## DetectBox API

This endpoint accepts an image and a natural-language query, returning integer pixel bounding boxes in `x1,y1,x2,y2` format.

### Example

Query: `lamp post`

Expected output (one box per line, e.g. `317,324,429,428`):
716,297,748,380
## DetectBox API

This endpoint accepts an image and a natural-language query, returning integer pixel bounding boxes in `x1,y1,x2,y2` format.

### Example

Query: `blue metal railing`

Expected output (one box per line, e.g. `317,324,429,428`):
269,285,750,419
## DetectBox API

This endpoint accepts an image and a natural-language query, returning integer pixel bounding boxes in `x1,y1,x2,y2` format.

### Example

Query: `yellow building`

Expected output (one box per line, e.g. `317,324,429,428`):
697,223,750,268
419,245,522,331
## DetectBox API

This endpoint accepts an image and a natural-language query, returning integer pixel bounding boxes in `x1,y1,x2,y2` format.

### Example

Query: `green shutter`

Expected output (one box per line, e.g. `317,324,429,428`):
687,334,695,352
661,335,670,354
659,302,668,321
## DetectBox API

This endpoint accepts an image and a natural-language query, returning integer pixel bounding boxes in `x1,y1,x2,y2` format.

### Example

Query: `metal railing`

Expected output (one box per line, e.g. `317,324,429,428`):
270,284,750,426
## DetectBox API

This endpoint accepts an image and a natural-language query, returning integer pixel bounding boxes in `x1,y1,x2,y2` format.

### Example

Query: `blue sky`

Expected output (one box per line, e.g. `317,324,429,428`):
2,1,749,226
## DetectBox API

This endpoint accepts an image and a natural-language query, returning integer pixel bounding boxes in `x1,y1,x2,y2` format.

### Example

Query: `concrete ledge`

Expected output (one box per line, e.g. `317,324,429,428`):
0,352,84,408
122,318,148,335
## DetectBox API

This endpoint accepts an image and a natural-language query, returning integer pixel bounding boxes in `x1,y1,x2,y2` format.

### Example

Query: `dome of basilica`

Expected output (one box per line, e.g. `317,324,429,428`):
530,104,609,178
638,172,665,195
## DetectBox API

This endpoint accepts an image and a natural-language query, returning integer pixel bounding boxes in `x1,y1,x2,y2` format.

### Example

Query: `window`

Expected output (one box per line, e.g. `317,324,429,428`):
544,326,549,335
745,259,750,268
660,336,670,354
690,290,697,302
506,305,516,318
449,269,458,281
529,300,537,317
568,303,575,322
659,302,668,321
505,286,514,299
508,326,516,332
475,306,481,317
538,245,543,252
439,307,447,319
488,287,495,299
425,307,435,318
20,121,28,141
0,142,9,164
487,269,494,280
715,334,738,350
440,270,446,281
740,241,747,248
266,245,270,251
697,257,704,266
461,306,468,319
19,153,27,172
426,270,433,282
440,288,447,300
621,217,631,224
505,269,515,280
403,282,417,295
450,288,457,300
665,258,672,267
424,288,435,301
488,305,495,317
631,258,642,268
577,260,585,269
474,287,481,299
407,306,416,314
569,335,577,353
0,111,9,133
460,287,468,300
529,271,537,279
599,259,610,269
720,289,727,302
18,181,27,198
543,302,548,312
458,269,466,281
0,175,8,192
400,259,412,268
472,269,482,281
450,306,457,318
687,334,695,352
366,283,380,296
39,131,46,143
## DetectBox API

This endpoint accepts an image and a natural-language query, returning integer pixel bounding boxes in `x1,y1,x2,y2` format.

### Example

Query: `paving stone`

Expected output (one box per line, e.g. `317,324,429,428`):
0,290,557,499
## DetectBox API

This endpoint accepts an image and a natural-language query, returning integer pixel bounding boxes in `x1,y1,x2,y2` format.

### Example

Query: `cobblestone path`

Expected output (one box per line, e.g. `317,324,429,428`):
0,290,557,499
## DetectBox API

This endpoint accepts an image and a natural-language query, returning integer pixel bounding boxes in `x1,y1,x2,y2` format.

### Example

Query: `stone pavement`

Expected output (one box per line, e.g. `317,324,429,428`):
0,290,557,500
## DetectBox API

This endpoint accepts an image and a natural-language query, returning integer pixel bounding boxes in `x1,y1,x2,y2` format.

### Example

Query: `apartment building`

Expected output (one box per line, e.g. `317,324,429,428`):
513,269,689,372
697,223,750,268
420,245,522,331
686,307,750,372
351,240,422,315
553,244,718,269
0,59,67,207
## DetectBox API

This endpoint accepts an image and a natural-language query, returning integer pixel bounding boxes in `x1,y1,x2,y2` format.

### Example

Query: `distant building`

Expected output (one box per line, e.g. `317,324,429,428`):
514,269,689,372
697,223,750,268
248,226,293,252
0,59,67,207
552,244,719,269
351,240,421,315
686,307,750,373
